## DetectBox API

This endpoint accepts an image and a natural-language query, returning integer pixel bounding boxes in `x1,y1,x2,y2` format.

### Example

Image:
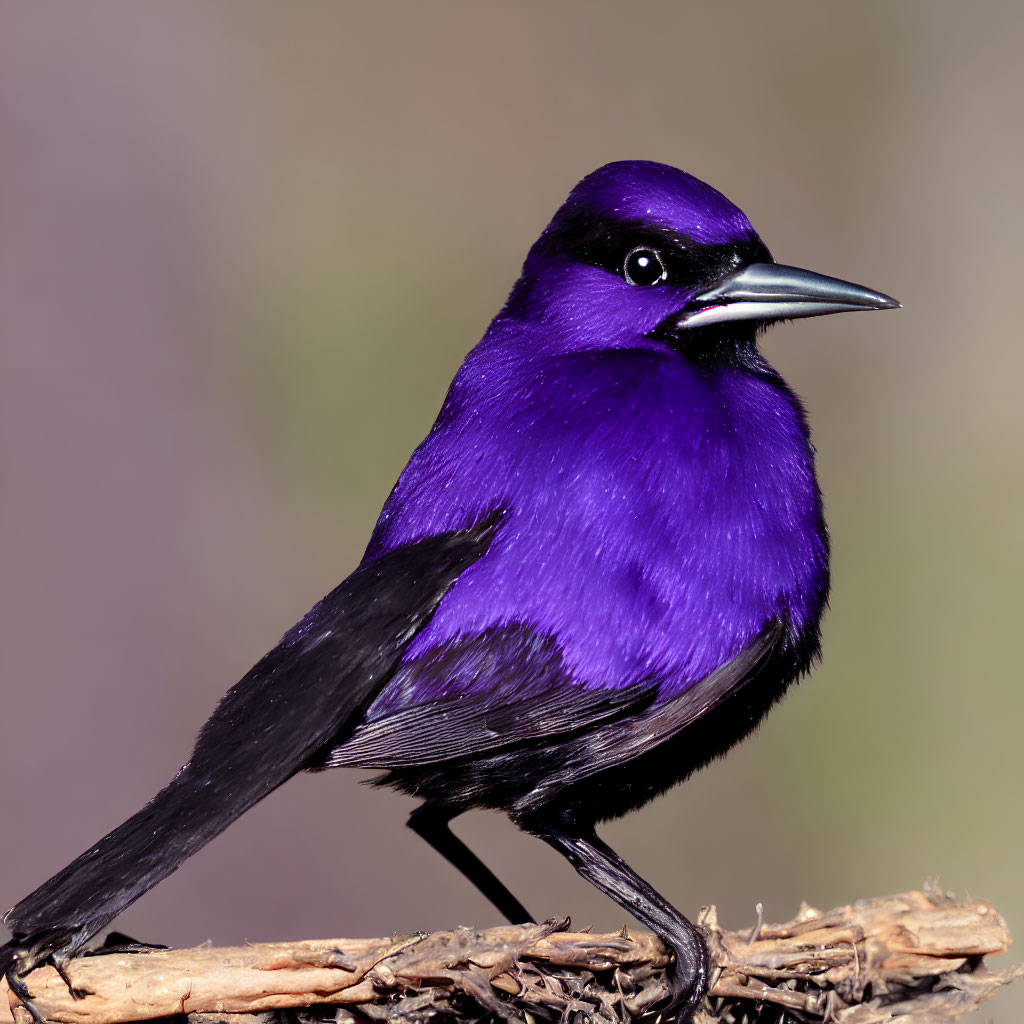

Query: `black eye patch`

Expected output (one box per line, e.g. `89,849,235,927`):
537,211,772,294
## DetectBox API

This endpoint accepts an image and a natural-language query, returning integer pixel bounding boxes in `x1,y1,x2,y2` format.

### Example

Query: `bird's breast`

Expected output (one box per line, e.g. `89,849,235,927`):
368,350,828,702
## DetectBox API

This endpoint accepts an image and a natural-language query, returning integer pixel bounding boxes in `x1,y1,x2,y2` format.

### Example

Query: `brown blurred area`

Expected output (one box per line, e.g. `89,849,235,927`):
1,3,1021,1019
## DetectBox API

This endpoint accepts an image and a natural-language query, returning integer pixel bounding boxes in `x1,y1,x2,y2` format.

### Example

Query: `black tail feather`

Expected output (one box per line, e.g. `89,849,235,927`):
3,765,255,969
1,515,501,982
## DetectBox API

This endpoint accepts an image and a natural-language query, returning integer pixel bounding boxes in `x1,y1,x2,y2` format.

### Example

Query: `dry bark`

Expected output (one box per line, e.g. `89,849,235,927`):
2,884,1018,1024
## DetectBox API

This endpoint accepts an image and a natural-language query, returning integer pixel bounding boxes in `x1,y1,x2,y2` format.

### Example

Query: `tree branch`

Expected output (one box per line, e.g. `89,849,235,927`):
3,884,1018,1023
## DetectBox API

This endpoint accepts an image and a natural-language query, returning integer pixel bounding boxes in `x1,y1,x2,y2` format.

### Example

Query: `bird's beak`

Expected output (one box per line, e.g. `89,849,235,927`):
677,263,900,329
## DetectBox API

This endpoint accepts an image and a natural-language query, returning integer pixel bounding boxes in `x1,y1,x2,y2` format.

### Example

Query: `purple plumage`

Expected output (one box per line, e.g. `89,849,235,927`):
2,161,898,1024
368,344,826,699
366,161,828,710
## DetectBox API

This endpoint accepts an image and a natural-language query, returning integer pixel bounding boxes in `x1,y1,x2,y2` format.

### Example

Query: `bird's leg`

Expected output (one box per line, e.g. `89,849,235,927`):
407,804,535,924
517,808,709,1022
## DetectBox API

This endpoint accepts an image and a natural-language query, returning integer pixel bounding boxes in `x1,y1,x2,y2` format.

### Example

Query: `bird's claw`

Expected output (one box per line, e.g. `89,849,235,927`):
656,931,711,1023
52,956,91,1000
4,967,45,1024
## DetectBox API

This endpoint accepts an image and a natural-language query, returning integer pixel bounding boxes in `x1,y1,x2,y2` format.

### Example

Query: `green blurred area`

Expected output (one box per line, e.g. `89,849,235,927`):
1,3,1021,1019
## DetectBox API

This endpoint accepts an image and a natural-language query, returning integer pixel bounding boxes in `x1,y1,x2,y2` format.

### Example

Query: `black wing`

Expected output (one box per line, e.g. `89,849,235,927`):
321,620,780,780
515,617,784,812
314,623,657,769
1,513,501,983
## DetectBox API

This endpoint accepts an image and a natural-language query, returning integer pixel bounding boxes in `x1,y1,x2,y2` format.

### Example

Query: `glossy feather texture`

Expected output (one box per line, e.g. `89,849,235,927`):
0,161,898,1023
366,161,828,714
0,520,500,979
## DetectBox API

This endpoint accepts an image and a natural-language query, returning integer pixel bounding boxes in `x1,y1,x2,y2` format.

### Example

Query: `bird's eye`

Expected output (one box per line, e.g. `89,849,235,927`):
623,246,667,287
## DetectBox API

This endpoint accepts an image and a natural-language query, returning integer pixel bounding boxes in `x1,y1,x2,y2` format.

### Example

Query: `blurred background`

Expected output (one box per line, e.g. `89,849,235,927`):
1,3,1021,1019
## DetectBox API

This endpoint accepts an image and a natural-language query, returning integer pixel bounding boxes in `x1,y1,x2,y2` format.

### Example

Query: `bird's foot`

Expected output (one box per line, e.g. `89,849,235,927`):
4,965,44,1024
2,927,102,1019
648,928,711,1023
51,955,92,1000
3,951,91,1021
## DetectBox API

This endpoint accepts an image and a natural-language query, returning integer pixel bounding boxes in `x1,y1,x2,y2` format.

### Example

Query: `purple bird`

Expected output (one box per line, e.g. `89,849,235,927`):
1,161,898,1021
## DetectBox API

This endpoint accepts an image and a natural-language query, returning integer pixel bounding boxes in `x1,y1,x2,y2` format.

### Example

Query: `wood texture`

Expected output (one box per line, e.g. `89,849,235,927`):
2,885,1018,1023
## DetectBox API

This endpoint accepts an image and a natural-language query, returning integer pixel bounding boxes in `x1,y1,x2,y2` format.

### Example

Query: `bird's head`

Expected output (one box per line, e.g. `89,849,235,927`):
503,160,898,359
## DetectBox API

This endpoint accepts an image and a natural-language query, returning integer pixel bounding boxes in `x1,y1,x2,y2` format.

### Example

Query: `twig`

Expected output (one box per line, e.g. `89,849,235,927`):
2,885,1018,1023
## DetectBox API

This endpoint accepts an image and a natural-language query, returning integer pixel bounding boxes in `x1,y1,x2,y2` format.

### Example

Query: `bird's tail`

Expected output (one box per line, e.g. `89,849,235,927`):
1,762,258,976
0,515,502,984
